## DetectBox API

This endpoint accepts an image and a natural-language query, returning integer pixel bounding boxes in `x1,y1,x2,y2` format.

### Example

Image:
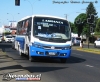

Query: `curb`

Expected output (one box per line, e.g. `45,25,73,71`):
76,48,100,55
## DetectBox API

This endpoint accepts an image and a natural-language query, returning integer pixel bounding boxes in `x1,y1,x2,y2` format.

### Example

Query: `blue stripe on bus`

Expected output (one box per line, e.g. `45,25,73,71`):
15,37,25,50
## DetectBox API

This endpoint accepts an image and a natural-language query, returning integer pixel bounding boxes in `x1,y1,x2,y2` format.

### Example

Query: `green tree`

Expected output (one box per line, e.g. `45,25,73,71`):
86,2,98,34
74,13,87,37
86,2,97,17
3,32,11,35
95,18,100,33
69,22,77,33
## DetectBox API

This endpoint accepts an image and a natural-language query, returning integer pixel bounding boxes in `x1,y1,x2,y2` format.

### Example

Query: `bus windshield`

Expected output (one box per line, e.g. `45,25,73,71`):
33,17,71,42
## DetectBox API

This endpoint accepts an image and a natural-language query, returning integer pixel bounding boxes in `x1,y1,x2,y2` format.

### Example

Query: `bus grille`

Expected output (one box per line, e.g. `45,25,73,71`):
43,46,62,50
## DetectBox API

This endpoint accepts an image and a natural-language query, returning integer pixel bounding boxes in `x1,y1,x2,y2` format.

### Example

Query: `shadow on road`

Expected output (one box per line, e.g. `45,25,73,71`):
0,64,67,73
0,46,86,74
67,56,86,63
25,66,67,73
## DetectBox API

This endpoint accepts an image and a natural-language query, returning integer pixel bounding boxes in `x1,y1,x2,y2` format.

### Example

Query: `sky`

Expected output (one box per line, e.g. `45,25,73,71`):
0,0,100,27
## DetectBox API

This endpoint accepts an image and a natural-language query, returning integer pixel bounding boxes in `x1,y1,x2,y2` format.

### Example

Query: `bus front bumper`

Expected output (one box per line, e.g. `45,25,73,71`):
29,46,71,58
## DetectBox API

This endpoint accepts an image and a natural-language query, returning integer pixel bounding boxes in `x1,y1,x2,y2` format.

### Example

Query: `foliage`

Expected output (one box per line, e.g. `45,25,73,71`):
86,2,97,17
74,13,87,37
3,32,11,35
69,21,77,33
86,2,98,34
95,18,100,32
72,2,98,38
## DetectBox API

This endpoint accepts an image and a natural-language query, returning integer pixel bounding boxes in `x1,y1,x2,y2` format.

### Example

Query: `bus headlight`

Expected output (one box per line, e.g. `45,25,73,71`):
63,46,71,50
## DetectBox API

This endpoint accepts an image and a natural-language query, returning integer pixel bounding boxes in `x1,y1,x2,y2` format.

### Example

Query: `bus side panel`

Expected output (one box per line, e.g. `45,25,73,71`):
15,37,25,50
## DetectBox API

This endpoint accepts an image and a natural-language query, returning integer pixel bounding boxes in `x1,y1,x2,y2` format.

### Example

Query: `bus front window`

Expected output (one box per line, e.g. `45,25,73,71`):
33,17,71,42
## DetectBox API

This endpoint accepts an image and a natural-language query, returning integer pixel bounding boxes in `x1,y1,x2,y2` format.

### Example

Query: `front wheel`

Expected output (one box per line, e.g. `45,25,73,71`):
29,56,34,62
60,58,67,63
26,48,34,62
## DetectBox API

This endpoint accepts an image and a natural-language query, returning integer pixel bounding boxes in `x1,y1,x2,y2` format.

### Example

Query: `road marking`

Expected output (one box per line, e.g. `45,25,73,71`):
72,53,83,56
86,65,94,67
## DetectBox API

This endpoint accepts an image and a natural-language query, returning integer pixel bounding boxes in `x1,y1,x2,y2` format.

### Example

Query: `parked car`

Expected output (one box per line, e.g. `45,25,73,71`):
72,37,81,46
5,35,14,43
94,38,100,48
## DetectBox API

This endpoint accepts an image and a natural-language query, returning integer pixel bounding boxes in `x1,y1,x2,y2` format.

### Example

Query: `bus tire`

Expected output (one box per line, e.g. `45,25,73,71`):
27,47,34,62
18,45,24,57
29,56,34,62
60,58,67,63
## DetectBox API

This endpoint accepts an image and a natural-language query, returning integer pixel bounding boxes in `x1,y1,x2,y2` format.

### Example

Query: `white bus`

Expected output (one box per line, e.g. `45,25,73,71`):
14,15,72,63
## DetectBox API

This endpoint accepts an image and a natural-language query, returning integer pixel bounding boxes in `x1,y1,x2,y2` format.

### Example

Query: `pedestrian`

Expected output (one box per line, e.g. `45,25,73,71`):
80,39,83,48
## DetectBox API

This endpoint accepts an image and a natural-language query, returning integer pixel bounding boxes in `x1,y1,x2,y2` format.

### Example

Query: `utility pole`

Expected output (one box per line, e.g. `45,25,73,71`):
87,14,95,48
64,14,67,19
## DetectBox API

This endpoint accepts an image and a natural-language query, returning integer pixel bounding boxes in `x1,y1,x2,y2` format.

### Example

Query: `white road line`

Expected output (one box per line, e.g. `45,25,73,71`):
86,65,94,67
72,53,83,56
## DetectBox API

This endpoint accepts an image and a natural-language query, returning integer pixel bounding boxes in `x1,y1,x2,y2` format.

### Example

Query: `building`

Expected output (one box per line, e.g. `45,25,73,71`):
9,21,17,35
0,26,4,34
0,21,17,35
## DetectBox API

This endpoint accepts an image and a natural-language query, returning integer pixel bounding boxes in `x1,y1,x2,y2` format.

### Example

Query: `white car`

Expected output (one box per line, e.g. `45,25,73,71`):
72,37,81,46
5,35,14,43
94,38,100,48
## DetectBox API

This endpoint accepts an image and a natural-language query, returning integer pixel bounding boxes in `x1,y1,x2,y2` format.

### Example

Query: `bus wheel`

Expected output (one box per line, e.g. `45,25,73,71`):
29,56,34,62
60,58,67,63
27,48,34,62
18,45,24,57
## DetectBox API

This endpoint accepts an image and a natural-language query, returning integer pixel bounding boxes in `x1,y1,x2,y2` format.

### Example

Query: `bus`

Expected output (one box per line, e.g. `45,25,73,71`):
14,15,72,63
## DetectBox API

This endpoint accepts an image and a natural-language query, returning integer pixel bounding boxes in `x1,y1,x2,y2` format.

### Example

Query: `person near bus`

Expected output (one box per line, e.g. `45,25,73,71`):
80,39,83,48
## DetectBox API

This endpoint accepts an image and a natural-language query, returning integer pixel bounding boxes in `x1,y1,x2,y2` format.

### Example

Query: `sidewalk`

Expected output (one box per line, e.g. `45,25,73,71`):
0,49,41,82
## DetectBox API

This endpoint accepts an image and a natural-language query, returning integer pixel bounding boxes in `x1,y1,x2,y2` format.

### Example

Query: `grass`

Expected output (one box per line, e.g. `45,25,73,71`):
76,48,100,54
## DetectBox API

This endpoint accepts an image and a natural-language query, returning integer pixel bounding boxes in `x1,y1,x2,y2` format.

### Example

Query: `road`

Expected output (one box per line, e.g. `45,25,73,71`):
0,43,100,82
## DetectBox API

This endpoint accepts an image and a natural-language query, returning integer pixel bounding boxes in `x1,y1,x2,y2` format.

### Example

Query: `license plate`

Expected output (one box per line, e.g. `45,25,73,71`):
49,52,56,55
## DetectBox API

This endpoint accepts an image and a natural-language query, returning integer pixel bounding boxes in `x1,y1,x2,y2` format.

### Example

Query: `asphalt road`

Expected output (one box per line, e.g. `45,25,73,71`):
0,43,100,82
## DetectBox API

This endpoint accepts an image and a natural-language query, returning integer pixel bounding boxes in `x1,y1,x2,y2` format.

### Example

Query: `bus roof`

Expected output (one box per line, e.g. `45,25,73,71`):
18,14,67,22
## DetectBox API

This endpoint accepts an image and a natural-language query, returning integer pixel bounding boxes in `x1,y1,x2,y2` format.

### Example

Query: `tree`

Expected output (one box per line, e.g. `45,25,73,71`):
3,32,11,35
95,18,100,33
86,2,97,17
69,22,77,33
74,13,87,37
86,2,98,34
